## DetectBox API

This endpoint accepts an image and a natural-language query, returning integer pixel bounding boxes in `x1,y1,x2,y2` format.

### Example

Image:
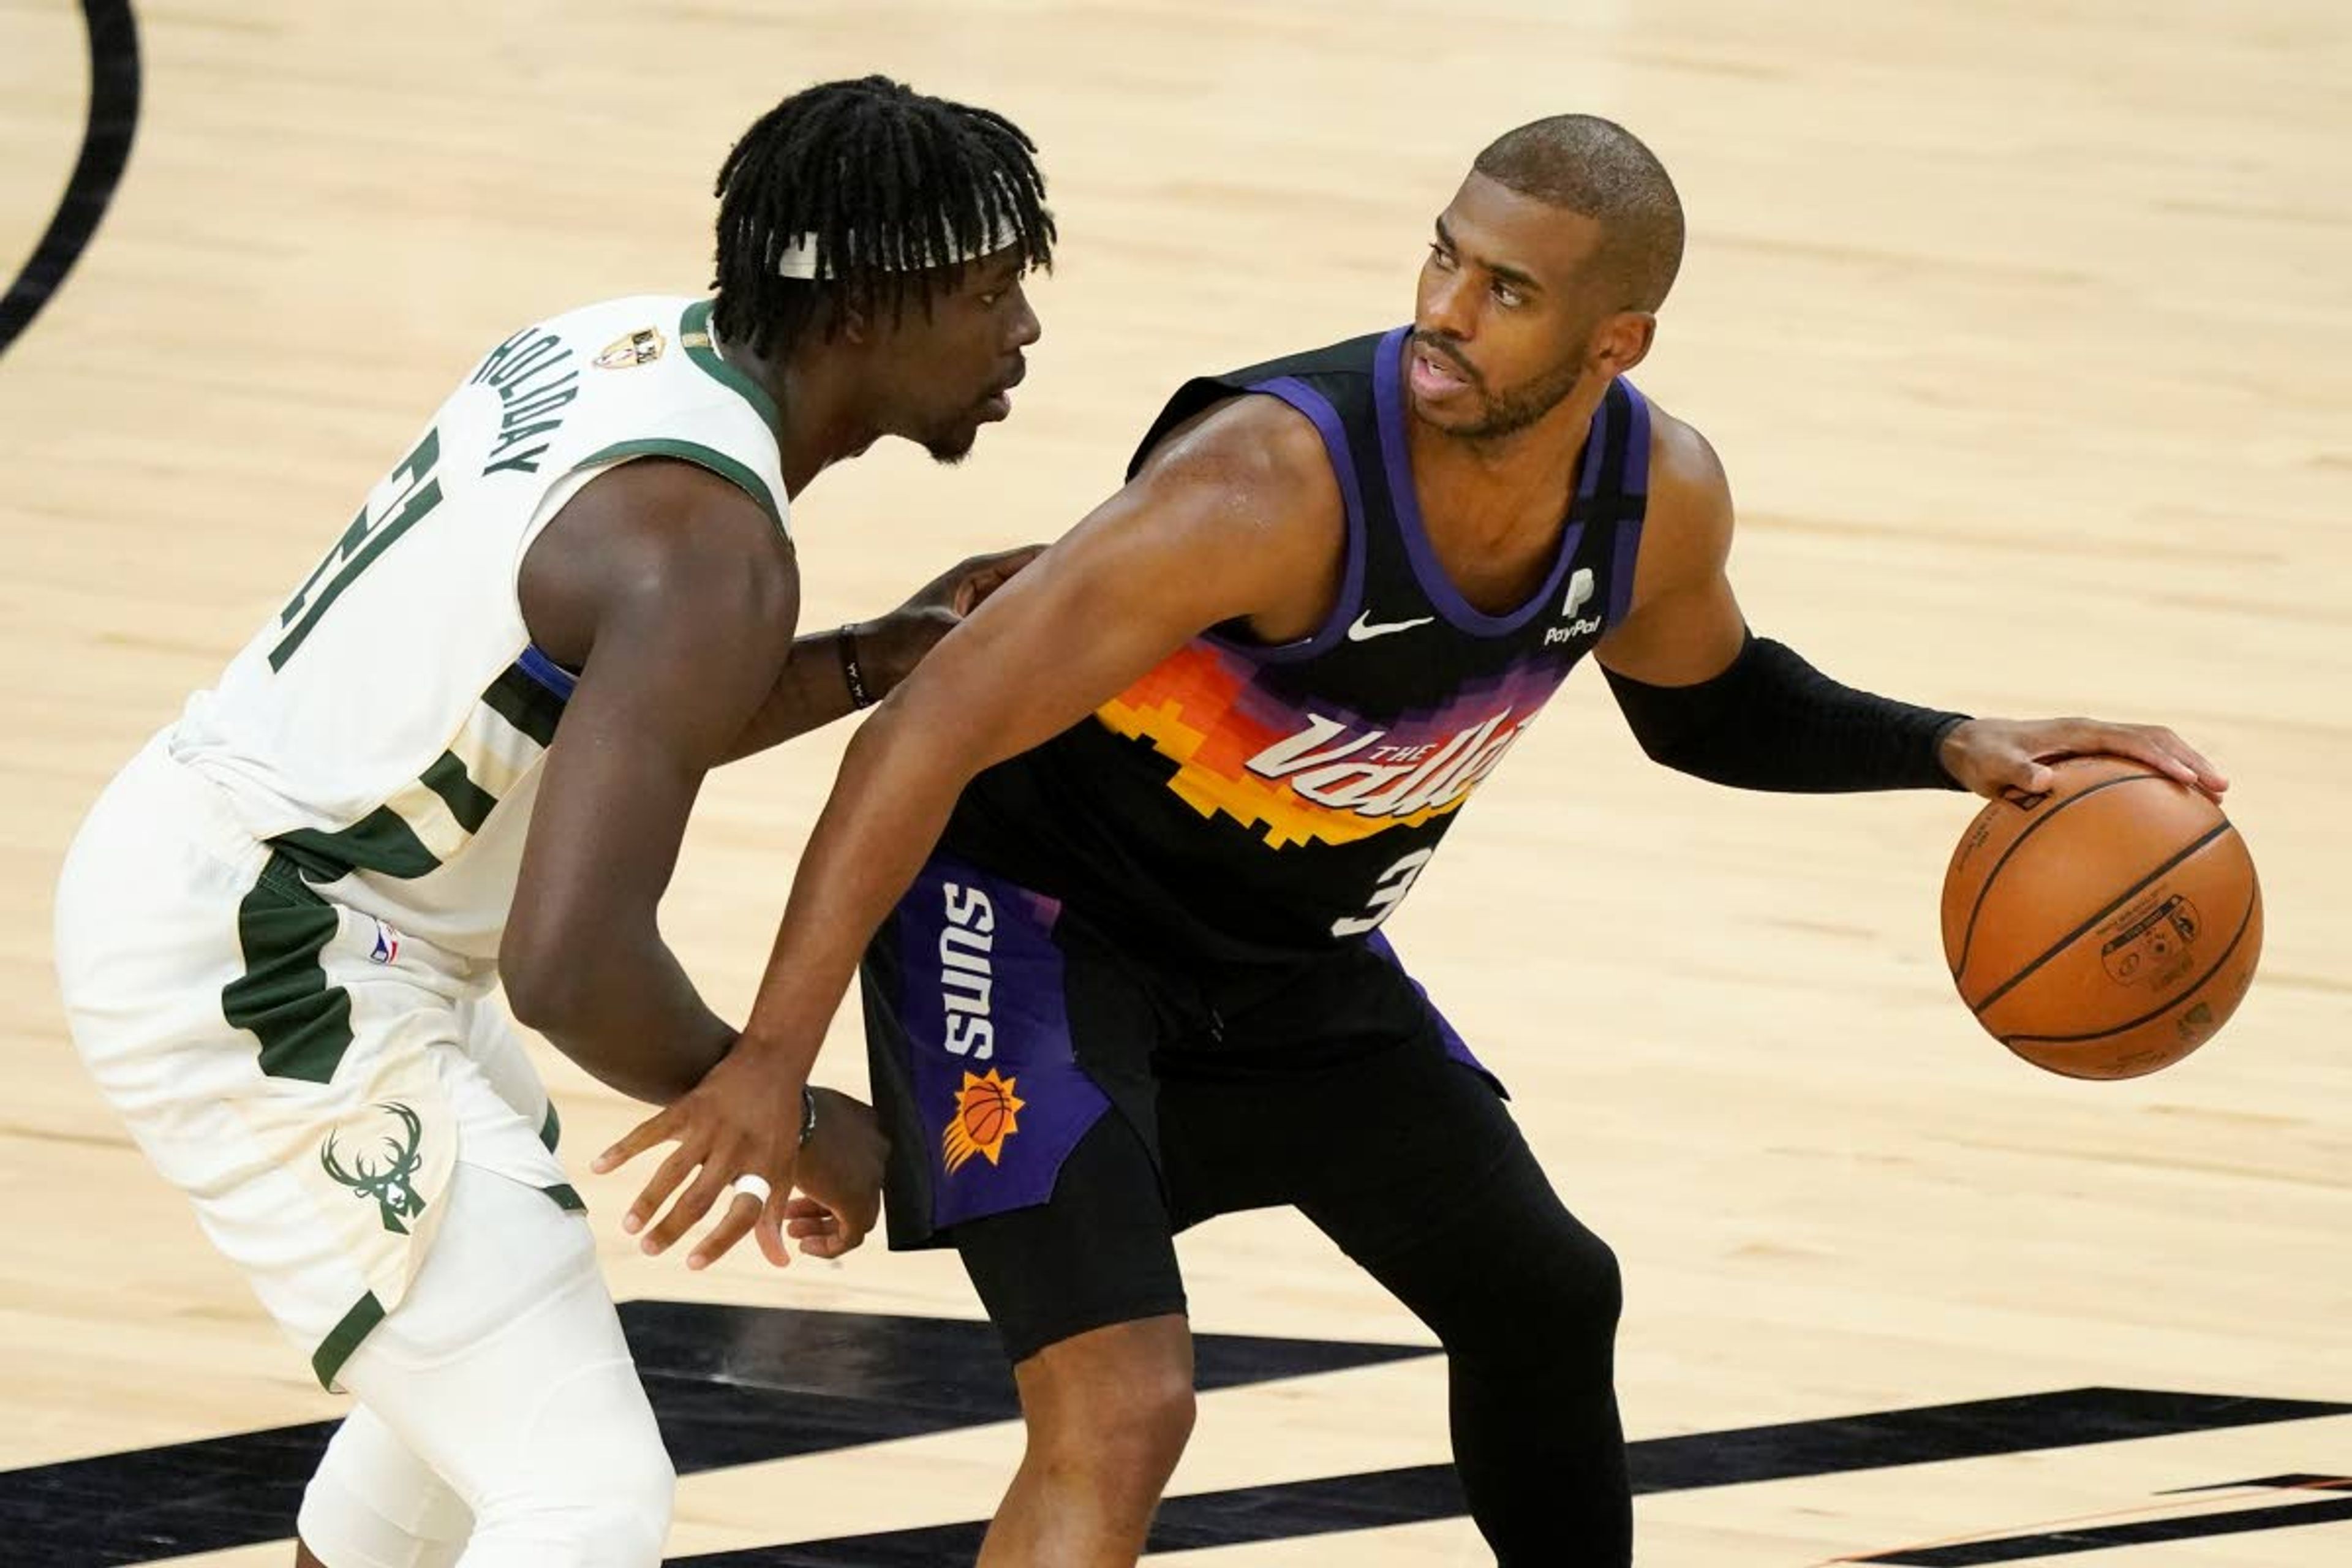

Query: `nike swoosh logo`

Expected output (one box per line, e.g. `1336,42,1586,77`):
1347,612,1436,642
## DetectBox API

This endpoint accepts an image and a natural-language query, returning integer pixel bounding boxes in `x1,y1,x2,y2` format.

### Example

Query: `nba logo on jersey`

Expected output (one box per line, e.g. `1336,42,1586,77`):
594,327,666,370
369,920,400,966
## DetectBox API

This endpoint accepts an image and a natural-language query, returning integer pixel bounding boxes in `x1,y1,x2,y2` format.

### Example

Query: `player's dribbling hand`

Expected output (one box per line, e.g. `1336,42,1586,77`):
859,543,1046,695
781,1088,888,1260
591,1043,808,1271
1939,717,2228,804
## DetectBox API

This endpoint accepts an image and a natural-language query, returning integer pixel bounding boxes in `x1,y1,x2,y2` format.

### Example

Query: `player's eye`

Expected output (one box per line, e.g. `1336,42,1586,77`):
1492,281,1523,308
1427,243,1457,270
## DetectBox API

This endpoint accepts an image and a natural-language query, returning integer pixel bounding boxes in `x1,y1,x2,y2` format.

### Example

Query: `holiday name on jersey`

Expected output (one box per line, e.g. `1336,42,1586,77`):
467,326,581,477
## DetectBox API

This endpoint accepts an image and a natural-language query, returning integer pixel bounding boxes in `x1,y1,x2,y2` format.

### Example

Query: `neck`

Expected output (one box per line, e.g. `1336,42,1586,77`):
1404,375,1610,538
715,335,887,499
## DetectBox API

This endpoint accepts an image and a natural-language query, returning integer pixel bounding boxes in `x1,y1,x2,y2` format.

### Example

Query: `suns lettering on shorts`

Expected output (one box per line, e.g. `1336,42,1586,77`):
942,1068,1026,1174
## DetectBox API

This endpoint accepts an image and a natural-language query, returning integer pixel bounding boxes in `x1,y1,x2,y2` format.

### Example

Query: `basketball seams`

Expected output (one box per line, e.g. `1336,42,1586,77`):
1968,820,2237,1017
1997,879,2260,1048
1951,772,2169,983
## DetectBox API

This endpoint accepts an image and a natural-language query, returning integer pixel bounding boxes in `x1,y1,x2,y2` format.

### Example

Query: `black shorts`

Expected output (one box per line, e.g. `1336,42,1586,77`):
861,850,1514,1363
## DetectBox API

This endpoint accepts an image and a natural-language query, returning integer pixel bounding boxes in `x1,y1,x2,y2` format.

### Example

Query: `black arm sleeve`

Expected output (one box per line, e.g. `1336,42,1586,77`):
1602,631,1969,793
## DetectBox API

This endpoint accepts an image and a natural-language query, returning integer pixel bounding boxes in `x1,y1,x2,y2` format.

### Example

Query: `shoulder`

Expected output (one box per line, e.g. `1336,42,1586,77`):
522,457,797,665
1634,393,1735,579
1128,393,1344,549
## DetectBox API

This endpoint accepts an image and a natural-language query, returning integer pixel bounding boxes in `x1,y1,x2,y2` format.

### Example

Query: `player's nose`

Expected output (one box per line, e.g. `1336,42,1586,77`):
1006,287,1042,350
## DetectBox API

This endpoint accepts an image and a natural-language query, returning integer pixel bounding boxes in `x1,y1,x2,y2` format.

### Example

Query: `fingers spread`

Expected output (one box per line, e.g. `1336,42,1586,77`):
624,1142,705,1237
593,1107,679,1174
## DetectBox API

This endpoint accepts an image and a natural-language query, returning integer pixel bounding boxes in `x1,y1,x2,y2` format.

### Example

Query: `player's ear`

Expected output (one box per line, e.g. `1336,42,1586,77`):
1593,311,1656,376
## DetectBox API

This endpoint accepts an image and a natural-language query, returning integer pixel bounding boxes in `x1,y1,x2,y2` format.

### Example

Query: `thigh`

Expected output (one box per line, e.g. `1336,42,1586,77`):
337,1164,665,1513
1156,938,1502,1225
954,1110,1188,1365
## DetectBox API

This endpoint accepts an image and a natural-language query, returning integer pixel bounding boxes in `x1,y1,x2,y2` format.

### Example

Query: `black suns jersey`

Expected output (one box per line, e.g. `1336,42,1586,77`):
944,326,1653,965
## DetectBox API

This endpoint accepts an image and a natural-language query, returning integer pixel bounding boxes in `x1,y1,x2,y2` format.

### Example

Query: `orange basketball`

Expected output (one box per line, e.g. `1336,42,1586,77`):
1940,755,2261,1079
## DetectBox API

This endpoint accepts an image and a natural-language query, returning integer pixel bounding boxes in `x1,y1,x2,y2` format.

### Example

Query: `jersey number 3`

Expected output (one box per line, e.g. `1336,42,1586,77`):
1331,848,1434,938
268,426,445,670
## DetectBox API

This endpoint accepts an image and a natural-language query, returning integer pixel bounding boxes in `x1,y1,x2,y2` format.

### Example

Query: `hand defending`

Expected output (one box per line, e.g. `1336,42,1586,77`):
861,543,1044,695
592,1045,808,1270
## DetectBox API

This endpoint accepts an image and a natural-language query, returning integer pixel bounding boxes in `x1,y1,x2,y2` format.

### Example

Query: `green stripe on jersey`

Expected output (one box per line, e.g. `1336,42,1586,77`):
265,655,568,886
483,663,567,748
222,851,355,1084
418,750,498,834
577,436,783,534
273,809,442,881
680,297,781,431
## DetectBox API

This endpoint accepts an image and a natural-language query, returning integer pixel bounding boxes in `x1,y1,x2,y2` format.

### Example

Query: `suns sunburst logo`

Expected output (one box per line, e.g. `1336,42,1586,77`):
942,1069,1027,1174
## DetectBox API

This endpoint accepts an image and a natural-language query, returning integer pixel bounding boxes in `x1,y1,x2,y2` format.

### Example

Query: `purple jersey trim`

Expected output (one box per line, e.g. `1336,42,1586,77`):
1605,382,1654,631
515,643,578,701
1196,376,1369,666
1373,326,1597,638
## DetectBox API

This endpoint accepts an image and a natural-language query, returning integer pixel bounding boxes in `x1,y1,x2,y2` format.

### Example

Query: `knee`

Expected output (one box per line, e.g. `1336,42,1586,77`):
473,1445,674,1568
1550,1223,1624,1331
1461,1219,1623,1376
563,1454,675,1568
298,1412,470,1568
1021,1321,1197,1486
470,1373,676,1568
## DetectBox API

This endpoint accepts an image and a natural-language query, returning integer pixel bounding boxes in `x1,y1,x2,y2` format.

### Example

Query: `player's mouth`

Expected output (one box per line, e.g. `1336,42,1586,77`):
979,359,1027,422
1408,336,1477,401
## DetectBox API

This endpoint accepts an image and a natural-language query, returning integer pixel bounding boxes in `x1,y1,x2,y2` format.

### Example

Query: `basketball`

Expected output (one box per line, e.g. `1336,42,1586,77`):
1940,755,2262,1079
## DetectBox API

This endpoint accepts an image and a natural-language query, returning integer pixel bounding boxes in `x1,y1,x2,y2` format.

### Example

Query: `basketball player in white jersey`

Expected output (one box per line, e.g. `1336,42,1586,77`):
51,78,1051,1568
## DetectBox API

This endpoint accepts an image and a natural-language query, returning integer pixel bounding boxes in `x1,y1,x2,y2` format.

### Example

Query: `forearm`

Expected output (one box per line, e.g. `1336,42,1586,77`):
1604,631,1967,793
737,697,974,1073
718,626,873,763
508,930,736,1104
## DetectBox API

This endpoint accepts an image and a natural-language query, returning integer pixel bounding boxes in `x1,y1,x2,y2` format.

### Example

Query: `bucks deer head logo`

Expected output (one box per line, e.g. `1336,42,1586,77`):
321,1101,428,1235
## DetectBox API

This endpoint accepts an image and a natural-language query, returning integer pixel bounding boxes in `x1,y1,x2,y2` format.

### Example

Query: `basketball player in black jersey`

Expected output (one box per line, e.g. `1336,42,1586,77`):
603,116,2226,1564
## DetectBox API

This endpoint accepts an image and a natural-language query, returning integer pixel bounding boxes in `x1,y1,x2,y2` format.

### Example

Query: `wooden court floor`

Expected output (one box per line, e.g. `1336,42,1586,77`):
2,1,2348,1562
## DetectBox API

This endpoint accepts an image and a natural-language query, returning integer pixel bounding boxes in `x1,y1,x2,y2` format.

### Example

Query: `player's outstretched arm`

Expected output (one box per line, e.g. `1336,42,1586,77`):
499,459,799,1103
1594,407,2226,801
594,395,1344,1268
717,545,1042,764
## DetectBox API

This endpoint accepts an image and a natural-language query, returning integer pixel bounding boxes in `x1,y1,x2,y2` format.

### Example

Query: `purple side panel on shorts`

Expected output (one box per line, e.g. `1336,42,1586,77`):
894,858,1112,1230
1363,931,1509,1097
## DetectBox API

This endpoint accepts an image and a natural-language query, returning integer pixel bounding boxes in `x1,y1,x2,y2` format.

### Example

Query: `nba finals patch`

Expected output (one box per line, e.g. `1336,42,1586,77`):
594,326,665,369
943,1069,1025,1174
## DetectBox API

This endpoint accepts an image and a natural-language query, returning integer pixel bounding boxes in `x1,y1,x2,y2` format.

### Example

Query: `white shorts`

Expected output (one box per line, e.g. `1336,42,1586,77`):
55,735,576,1390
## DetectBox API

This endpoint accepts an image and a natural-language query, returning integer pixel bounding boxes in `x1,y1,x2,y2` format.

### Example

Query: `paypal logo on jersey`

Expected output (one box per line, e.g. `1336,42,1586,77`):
1544,567,1603,646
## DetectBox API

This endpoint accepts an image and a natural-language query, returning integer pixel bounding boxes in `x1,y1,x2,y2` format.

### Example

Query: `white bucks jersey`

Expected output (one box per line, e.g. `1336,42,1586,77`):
169,295,790,960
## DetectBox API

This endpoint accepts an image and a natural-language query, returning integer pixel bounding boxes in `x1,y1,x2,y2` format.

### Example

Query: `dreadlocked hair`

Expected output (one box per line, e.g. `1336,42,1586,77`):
710,76,1055,358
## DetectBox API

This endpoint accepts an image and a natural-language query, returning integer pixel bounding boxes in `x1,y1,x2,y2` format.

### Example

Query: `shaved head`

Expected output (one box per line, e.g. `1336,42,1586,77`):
1472,115,1684,312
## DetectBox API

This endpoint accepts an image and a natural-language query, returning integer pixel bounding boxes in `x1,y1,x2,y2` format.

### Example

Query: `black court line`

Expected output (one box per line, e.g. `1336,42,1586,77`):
1856,1496,2352,1564
2,1295,2341,1567
671,1387,2352,1565
0,1300,1434,1565
0,0,141,359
